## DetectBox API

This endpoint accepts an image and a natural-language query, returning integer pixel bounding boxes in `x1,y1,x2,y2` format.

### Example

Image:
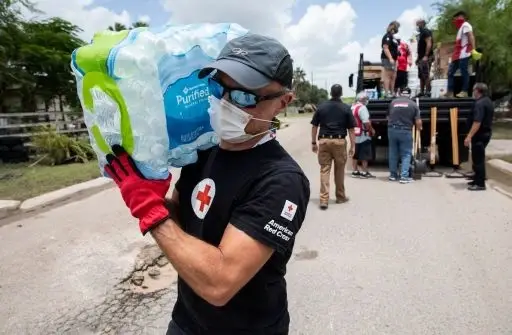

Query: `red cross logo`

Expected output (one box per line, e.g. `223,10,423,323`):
191,178,216,219
288,204,294,212
196,184,212,212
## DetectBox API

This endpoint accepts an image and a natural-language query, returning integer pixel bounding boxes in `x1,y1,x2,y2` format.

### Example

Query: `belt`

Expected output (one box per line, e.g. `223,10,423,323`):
319,134,345,139
388,124,412,131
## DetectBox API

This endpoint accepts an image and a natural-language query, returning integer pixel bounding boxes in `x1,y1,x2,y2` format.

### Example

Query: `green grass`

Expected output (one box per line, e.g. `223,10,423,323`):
279,112,312,118
497,154,512,163
493,121,512,140
0,160,102,201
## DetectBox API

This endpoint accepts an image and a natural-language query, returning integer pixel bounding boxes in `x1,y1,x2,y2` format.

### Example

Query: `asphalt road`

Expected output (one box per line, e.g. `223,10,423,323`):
1,116,511,335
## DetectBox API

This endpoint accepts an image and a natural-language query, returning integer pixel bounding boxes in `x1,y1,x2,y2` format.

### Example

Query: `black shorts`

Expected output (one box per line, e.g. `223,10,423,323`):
354,140,372,161
395,70,408,90
417,58,432,80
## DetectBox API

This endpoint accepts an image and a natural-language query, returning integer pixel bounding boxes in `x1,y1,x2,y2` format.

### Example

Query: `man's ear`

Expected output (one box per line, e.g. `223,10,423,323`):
277,92,294,111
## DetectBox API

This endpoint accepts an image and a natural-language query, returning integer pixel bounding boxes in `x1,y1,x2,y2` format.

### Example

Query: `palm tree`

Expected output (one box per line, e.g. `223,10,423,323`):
292,67,306,90
131,21,149,28
107,21,149,32
107,22,127,31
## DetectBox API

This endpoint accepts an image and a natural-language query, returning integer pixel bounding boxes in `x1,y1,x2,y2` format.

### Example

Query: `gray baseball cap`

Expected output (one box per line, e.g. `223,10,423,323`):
198,33,293,90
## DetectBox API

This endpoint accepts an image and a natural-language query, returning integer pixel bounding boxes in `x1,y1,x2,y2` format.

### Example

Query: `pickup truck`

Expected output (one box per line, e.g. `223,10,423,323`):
348,52,477,166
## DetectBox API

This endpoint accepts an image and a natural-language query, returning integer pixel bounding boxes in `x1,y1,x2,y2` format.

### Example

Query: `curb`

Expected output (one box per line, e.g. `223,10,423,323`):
486,159,512,199
0,200,21,220
487,158,512,175
0,177,114,221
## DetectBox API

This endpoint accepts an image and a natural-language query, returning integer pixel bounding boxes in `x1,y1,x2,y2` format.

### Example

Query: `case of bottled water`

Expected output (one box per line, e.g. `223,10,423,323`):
71,23,249,180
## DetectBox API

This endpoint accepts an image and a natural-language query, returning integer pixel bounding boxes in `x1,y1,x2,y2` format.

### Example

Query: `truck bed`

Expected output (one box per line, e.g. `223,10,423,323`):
366,97,474,122
366,97,474,166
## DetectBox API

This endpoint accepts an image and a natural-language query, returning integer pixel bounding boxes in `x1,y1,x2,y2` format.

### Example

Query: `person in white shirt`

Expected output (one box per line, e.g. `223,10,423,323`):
351,92,375,178
445,10,476,98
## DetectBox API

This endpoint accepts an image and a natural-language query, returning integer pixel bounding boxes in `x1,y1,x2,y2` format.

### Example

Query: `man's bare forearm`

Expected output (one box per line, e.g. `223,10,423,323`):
150,220,227,306
425,37,432,57
467,121,481,138
415,119,423,131
311,126,318,143
469,33,476,49
348,129,356,148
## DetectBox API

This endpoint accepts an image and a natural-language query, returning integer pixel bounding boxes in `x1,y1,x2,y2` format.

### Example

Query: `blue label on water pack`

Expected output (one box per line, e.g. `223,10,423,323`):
163,70,214,149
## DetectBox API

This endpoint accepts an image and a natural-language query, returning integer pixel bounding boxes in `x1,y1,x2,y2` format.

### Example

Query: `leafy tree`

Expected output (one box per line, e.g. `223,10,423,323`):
1,0,85,115
291,67,328,105
432,0,512,91
132,21,149,28
20,18,84,110
0,0,41,112
108,21,149,31
292,67,306,90
108,22,127,31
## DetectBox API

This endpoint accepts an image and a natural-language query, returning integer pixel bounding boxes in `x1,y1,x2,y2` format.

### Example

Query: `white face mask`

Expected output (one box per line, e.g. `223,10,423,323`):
207,96,276,144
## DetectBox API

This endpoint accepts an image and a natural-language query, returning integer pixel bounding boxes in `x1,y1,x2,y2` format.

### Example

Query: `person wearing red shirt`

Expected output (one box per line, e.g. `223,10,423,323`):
394,34,412,95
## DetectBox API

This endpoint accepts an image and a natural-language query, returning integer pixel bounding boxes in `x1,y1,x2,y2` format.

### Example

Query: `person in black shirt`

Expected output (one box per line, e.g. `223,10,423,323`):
380,20,400,98
387,88,423,183
311,84,356,209
464,82,494,191
415,19,434,97
103,34,311,334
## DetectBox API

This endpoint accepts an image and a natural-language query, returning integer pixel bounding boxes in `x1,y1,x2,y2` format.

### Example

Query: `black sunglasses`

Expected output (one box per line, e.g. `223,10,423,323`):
208,76,287,109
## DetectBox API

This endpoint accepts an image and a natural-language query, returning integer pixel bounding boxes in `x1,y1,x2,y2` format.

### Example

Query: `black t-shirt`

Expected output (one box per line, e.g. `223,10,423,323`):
172,139,310,334
467,96,494,136
387,97,421,129
311,99,356,137
380,32,399,60
417,28,434,59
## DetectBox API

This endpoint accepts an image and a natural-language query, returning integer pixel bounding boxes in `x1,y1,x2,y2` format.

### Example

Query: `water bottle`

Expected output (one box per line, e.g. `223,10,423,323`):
71,23,249,180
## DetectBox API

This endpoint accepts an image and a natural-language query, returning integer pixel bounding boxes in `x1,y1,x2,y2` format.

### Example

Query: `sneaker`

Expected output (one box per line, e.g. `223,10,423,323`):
399,177,413,184
388,175,398,181
320,203,328,210
456,91,468,98
468,184,486,191
360,172,376,179
351,171,361,178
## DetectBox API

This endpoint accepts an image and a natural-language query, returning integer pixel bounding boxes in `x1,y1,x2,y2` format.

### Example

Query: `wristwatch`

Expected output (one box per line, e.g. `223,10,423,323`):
312,141,317,145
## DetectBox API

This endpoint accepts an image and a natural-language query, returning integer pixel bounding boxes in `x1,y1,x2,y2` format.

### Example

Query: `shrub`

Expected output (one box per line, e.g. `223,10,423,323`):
32,126,95,165
272,116,281,130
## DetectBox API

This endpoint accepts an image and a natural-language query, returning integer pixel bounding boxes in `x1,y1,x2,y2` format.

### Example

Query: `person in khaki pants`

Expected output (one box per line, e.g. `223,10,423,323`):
311,84,356,210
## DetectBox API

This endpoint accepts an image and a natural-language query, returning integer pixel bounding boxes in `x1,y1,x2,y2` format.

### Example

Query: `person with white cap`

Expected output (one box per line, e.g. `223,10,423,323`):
351,92,376,178
102,33,311,334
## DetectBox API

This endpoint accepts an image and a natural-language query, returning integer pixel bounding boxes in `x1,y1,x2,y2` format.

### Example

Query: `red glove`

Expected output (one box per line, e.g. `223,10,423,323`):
105,145,171,235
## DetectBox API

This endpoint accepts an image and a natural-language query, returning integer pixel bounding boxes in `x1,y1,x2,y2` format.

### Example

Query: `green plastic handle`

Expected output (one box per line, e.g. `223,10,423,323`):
73,29,134,155
82,72,134,155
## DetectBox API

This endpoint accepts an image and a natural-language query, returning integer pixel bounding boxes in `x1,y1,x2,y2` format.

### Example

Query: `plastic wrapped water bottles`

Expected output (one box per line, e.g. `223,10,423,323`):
71,23,249,179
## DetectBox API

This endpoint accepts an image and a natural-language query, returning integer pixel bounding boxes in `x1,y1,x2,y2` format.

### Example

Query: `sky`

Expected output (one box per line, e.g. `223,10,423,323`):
25,0,439,94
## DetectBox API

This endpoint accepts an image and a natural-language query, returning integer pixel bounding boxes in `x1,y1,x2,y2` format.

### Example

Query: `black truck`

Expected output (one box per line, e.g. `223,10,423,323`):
348,53,476,166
